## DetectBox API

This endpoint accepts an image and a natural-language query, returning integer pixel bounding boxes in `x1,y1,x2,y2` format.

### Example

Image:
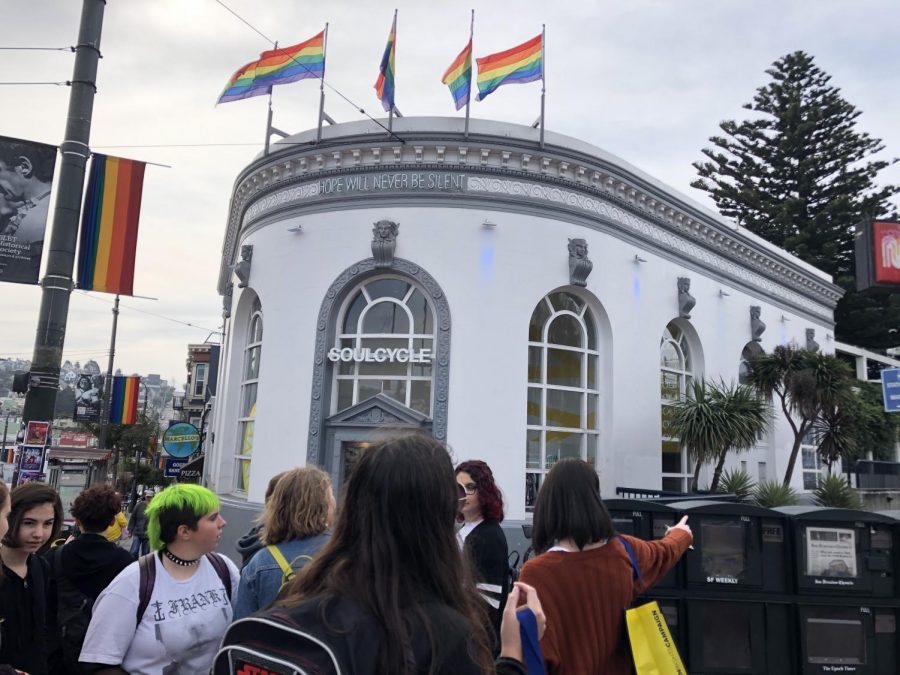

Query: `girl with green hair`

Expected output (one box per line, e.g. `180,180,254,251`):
79,484,240,675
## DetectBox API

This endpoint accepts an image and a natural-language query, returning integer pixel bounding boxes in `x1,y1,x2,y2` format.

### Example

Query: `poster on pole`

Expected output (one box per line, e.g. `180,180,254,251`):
19,446,44,472
74,374,104,422
24,421,50,446
0,135,58,285
806,527,857,577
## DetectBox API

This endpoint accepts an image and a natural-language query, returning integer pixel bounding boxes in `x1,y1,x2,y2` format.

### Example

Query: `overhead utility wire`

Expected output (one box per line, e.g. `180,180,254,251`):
212,0,405,144
74,291,221,334
0,81,70,86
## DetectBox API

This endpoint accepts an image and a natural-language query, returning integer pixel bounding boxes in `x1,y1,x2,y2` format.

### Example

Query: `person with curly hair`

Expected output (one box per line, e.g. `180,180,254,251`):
455,460,510,642
50,484,134,672
79,484,239,675
0,482,62,675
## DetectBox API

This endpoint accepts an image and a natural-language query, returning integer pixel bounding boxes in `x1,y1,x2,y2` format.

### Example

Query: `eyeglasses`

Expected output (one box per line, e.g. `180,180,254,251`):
458,482,477,496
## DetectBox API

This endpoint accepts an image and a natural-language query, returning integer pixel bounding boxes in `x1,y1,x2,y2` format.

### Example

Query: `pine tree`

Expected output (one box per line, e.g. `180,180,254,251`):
692,51,899,348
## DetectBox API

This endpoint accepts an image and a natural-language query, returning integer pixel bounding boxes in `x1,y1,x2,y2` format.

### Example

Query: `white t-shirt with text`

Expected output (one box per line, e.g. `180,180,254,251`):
79,553,240,675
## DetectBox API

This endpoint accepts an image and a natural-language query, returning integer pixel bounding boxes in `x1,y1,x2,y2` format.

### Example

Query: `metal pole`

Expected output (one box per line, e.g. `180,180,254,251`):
1,413,10,464
316,24,328,144
98,294,119,479
464,9,473,139
539,24,546,150
22,0,106,425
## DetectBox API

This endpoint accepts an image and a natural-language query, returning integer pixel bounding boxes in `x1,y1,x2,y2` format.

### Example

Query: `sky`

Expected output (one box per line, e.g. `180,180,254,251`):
2,0,899,388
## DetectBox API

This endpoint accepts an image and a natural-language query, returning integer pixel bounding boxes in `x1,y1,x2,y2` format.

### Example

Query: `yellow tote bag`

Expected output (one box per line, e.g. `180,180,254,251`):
625,600,687,675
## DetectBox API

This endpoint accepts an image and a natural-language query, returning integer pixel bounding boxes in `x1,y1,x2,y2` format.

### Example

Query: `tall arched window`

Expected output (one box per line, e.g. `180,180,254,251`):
333,277,435,415
235,297,262,493
526,291,600,510
660,322,693,492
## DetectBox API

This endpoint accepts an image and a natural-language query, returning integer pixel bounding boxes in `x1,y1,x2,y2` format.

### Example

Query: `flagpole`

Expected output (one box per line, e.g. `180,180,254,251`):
539,24,546,149
317,24,329,144
464,9,473,139
264,42,278,156
388,9,397,134
98,294,120,482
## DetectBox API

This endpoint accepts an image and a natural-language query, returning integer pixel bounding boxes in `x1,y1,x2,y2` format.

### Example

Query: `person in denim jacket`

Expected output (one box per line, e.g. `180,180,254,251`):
232,467,334,619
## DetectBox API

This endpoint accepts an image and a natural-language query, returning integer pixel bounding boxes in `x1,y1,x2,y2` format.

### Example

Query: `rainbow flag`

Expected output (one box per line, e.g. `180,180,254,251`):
475,34,543,102
374,14,397,112
109,375,140,425
77,154,146,296
442,39,472,110
218,31,326,104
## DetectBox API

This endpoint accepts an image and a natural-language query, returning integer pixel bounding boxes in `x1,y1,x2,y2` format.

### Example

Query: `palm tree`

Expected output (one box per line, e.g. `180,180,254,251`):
670,379,771,492
744,345,851,486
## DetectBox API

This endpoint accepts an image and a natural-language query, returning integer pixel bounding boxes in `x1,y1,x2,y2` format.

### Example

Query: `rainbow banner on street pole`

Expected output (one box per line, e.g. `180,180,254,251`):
77,154,146,296
475,33,543,102
109,375,140,425
218,31,326,104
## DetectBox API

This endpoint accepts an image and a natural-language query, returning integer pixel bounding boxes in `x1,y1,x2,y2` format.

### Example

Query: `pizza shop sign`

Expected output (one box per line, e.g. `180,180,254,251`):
327,347,433,364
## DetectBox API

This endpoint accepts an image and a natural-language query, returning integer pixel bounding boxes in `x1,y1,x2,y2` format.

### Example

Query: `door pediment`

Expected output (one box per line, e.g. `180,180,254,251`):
326,393,430,428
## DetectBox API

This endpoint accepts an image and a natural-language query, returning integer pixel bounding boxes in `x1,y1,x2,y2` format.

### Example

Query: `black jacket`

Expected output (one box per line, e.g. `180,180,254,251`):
268,593,526,675
235,523,265,568
0,554,50,674
57,532,133,599
463,521,510,634
127,502,149,539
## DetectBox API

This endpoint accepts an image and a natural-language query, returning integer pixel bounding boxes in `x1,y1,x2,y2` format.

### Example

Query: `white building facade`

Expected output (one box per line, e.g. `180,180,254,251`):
207,118,842,523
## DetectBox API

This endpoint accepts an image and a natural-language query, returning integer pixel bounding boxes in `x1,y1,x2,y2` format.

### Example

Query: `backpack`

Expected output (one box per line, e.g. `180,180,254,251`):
212,595,375,675
50,546,90,673
136,552,233,625
267,545,314,592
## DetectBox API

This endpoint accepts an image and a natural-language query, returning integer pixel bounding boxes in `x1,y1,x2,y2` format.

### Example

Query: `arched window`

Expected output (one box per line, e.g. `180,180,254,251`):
526,291,600,510
739,342,764,385
333,277,435,415
660,322,693,492
235,297,262,493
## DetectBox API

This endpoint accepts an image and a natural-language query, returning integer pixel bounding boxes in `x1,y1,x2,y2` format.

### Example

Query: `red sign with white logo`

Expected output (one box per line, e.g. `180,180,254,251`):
58,431,92,448
874,221,900,284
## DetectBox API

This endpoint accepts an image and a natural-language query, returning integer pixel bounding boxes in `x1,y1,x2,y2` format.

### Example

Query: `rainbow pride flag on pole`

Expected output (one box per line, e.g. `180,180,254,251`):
442,38,473,111
109,375,140,425
77,154,146,296
475,33,543,102
218,31,326,104
374,12,397,112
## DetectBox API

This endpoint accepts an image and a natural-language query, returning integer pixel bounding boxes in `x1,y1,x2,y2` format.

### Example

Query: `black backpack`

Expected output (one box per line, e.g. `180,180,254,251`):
212,595,377,675
50,547,93,674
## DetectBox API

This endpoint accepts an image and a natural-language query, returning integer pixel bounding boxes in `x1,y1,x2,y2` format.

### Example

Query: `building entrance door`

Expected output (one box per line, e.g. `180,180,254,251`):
323,393,432,489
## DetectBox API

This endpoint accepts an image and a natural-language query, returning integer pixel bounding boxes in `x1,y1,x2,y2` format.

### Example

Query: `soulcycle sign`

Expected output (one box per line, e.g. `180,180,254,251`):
162,422,201,458
327,346,433,364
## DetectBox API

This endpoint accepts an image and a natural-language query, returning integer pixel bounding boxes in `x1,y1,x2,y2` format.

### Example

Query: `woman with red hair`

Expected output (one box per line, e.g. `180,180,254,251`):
456,459,509,643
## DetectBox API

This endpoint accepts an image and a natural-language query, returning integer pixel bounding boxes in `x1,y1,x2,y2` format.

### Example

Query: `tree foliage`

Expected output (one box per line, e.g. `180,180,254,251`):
692,50,899,348
671,379,771,492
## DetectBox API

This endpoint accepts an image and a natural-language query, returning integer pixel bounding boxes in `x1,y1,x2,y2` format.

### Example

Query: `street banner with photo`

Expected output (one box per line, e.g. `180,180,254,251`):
0,135,57,285
58,430,93,448
24,420,50,446
19,445,44,472
74,374,104,422
806,527,857,577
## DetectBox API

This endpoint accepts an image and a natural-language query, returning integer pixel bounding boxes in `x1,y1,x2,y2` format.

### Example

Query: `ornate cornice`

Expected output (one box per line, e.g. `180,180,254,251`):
218,124,842,322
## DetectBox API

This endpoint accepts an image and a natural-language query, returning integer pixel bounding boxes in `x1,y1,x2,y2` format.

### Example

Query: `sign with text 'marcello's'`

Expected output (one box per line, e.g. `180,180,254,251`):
162,422,201,458
882,368,900,413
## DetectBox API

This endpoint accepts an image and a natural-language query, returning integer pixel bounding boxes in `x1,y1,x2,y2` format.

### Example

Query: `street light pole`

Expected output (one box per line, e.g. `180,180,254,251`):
22,0,107,424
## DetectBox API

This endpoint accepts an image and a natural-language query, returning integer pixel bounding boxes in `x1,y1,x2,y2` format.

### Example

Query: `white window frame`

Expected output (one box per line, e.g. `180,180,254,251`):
526,292,601,511
234,301,262,495
660,323,693,493
332,276,436,416
191,363,208,398
801,430,824,491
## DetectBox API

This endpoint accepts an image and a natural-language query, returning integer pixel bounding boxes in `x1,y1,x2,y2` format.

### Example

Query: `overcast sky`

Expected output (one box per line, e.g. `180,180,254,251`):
2,0,898,387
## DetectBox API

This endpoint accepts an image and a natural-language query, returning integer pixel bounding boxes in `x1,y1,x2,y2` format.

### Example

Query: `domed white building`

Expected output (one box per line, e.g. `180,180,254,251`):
206,117,841,526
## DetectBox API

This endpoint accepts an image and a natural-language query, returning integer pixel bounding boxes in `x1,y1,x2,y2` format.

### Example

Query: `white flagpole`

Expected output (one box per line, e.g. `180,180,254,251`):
464,9,474,139
539,25,546,149
264,41,278,155
317,24,329,144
